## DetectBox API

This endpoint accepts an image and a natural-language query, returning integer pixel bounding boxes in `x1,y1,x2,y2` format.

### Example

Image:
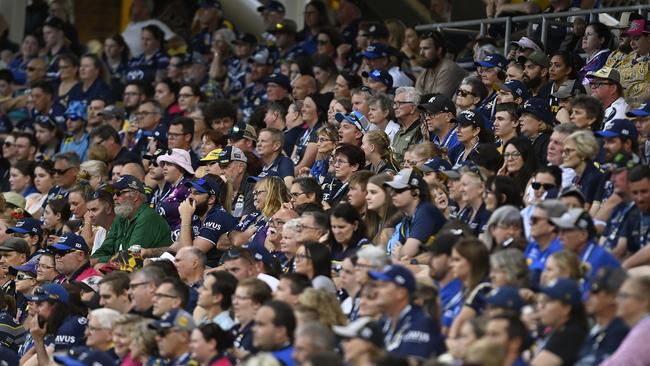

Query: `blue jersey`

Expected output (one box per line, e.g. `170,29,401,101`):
380,304,445,360
239,82,267,122
524,237,563,289
59,133,89,161
44,315,87,351
127,49,170,83
67,78,114,105
439,278,463,328
398,201,446,246
579,241,621,293
261,155,294,179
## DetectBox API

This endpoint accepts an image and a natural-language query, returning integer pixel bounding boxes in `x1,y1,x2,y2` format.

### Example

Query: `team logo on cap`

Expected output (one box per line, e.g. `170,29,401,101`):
523,100,533,109
128,181,140,190
461,110,476,119
369,25,376,32
361,327,373,338
629,21,642,32
178,315,188,327
395,275,406,285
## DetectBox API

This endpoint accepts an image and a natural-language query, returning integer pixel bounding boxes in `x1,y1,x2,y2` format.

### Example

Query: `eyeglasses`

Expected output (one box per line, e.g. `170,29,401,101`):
296,223,320,232
503,151,522,160
154,292,178,299
167,132,186,139
36,263,55,270
531,182,555,191
590,81,613,89
456,89,476,98
123,92,141,97
269,218,287,227
391,187,412,194
290,191,306,199
253,190,267,196
393,101,415,107
16,274,35,281
155,327,179,337
129,281,150,289
87,325,108,332
317,39,330,45
561,148,576,156
53,250,77,257
53,167,72,175
133,111,158,119
332,159,350,166
3,141,12,147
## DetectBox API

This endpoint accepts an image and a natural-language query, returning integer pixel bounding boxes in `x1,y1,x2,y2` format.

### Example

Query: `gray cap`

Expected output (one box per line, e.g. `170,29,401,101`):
0,237,31,257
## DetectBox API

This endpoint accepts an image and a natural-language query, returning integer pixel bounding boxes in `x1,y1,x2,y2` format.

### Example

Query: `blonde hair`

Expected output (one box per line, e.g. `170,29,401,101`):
79,160,108,181
549,250,587,280
566,130,599,160
255,177,291,218
364,130,399,169
130,320,157,358
296,288,347,327
385,19,406,50
406,141,446,161
464,338,506,366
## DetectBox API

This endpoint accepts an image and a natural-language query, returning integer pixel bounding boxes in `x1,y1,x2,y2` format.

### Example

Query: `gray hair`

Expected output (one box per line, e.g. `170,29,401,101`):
294,321,336,353
356,245,389,268
215,28,236,51
490,248,529,287
90,308,121,329
566,130,599,160
367,92,393,112
132,265,165,286
283,218,301,233
395,86,421,104
537,199,567,218
553,122,579,136
54,151,81,168
487,205,523,228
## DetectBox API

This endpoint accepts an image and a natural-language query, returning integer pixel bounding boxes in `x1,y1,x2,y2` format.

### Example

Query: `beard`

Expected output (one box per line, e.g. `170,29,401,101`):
524,74,542,90
115,201,136,218
418,56,440,69
194,199,209,217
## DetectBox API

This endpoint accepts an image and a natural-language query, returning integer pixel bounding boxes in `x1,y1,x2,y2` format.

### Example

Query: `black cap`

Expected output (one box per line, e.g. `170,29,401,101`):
418,95,456,115
232,33,257,46
456,109,485,128
367,22,389,39
44,17,65,31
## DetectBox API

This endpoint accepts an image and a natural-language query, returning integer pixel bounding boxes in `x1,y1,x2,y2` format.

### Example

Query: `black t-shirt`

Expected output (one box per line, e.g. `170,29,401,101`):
540,319,588,365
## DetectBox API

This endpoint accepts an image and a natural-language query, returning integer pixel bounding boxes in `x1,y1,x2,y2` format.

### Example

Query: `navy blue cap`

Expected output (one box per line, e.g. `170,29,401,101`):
112,175,146,193
198,0,222,9
48,233,90,253
65,101,87,121
35,114,58,128
334,111,370,132
362,42,390,59
475,53,508,70
361,69,393,90
367,22,389,39
11,256,38,276
264,73,291,91
418,157,452,174
596,119,638,141
457,109,485,128
55,348,120,366
486,286,525,312
184,175,221,197
6,218,43,236
368,264,416,294
627,102,650,117
149,308,196,331
232,33,257,46
25,283,69,303
418,94,456,115
257,0,285,13
246,245,275,267
247,170,281,183
540,278,582,306
499,80,530,101
518,98,554,125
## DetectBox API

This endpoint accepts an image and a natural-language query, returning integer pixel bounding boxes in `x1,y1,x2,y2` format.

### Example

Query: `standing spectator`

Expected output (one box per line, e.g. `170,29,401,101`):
415,31,466,98
127,25,170,84
121,0,176,57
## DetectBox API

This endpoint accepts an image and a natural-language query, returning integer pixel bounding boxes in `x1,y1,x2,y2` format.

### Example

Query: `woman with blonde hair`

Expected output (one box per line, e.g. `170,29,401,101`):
230,176,290,247
365,173,402,247
112,314,143,364
561,130,603,210
79,160,108,190
308,126,338,183
129,319,158,365
295,288,347,328
540,250,586,286
360,130,399,174
402,141,445,169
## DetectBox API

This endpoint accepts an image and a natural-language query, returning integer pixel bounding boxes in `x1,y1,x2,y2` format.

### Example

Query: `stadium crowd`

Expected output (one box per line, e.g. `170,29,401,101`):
0,0,649,365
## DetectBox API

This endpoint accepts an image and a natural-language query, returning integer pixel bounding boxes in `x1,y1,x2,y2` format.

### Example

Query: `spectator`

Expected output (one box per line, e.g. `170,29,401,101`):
47,232,100,283
149,309,194,365
190,323,235,366
483,314,531,366
126,24,170,84
561,130,604,207
152,277,189,318
252,300,296,365
195,270,237,330
257,128,295,186
617,18,650,99
586,67,629,128
60,102,89,161
293,321,336,365
85,308,120,357
98,271,131,313
391,87,422,163
415,31,466,98
332,317,384,366
518,98,553,166
232,278,272,360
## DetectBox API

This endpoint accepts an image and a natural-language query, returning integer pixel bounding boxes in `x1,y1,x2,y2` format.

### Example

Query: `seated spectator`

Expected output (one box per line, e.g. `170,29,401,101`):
415,31,466,99
232,278,272,361
257,127,295,186
616,18,650,99
195,270,237,330
152,277,189,318
328,202,369,261
47,232,100,283
252,300,296,365
586,67,629,128
148,309,194,365
518,98,553,166
295,242,336,294
561,130,604,208
458,166,491,236
332,317,384,365
323,144,365,207
578,22,612,86
190,323,235,366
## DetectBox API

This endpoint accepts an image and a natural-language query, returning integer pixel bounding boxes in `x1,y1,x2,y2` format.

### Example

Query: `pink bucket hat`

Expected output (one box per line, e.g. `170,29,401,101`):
156,148,195,174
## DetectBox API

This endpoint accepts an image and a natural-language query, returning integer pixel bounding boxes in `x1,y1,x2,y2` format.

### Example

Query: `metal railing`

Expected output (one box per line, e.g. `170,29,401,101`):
415,4,650,56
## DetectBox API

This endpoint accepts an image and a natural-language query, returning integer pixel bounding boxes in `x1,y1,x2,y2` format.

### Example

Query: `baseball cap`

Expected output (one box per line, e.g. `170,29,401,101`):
509,36,544,53
182,51,207,66
25,283,69,303
361,69,393,90
72,275,102,293
368,264,416,294
590,267,627,294
199,148,222,164
550,79,579,99
518,98,554,125
54,348,117,366
257,0,285,13
268,19,297,34
334,111,370,132
143,148,171,164
559,185,586,205
418,95,455,115
48,233,90,254
43,17,65,31
3,192,25,209
498,80,530,101
250,48,275,65
457,109,485,129
367,22,389,39
6,217,43,236
228,124,257,141
540,278,582,306
0,237,31,257
475,53,508,70
264,73,291,91
362,42,390,59
418,157,452,174
428,231,464,256
383,168,421,190
486,286,525,312
11,255,39,276
595,119,638,141
98,105,125,119
184,175,222,197
517,51,550,68
247,170,281,183
623,18,650,37
586,66,621,85
626,102,650,117
149,309,196,332
157,148,195,175
332,317,384,348
550,208,594,232
112,175,146,193
232,33,257,46
64,101,88,121
198,0,222,9
218,145,248,164
34,114,58,128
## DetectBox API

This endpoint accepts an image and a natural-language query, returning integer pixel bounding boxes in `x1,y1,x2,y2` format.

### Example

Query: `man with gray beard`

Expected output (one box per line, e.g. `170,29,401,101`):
91,175,172,264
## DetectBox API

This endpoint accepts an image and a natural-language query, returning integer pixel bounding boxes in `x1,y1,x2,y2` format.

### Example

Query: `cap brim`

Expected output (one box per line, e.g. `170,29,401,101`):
383,181,409,190
332,324,358,338
367,270,392,282
47,243,74,251
185,181,209,194
11,265,36,274
627,110,650,117
595,130,619,138
549,217,577,230
24,294,47,302
362,52,382,59
53,355,86,366
476,61,497,68
417,164,435,173
6,227,30,234
440,170,461,179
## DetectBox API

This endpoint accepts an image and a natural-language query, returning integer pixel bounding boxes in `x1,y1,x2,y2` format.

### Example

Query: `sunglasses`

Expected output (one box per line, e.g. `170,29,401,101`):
16,273,35,281
3,141,13,147
531,182,555,190
456,89,475,98
52,167,72,175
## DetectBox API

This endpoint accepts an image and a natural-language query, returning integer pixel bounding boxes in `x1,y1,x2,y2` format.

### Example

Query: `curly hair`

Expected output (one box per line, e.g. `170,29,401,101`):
296,288,347,327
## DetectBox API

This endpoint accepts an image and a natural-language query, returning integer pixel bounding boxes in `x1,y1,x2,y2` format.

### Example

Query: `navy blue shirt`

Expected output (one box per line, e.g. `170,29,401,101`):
398,201,446,246
576,317,628,366
380,304,445,360
67,78,114,105
127,49,170,84
44,315,87,351
459,203,491,237
261,154,294,179
602,201,636,251
191,205,238,267
574,162,605,204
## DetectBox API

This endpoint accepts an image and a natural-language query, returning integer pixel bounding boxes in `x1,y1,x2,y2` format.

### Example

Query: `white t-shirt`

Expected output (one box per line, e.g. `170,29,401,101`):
122,19,176,57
